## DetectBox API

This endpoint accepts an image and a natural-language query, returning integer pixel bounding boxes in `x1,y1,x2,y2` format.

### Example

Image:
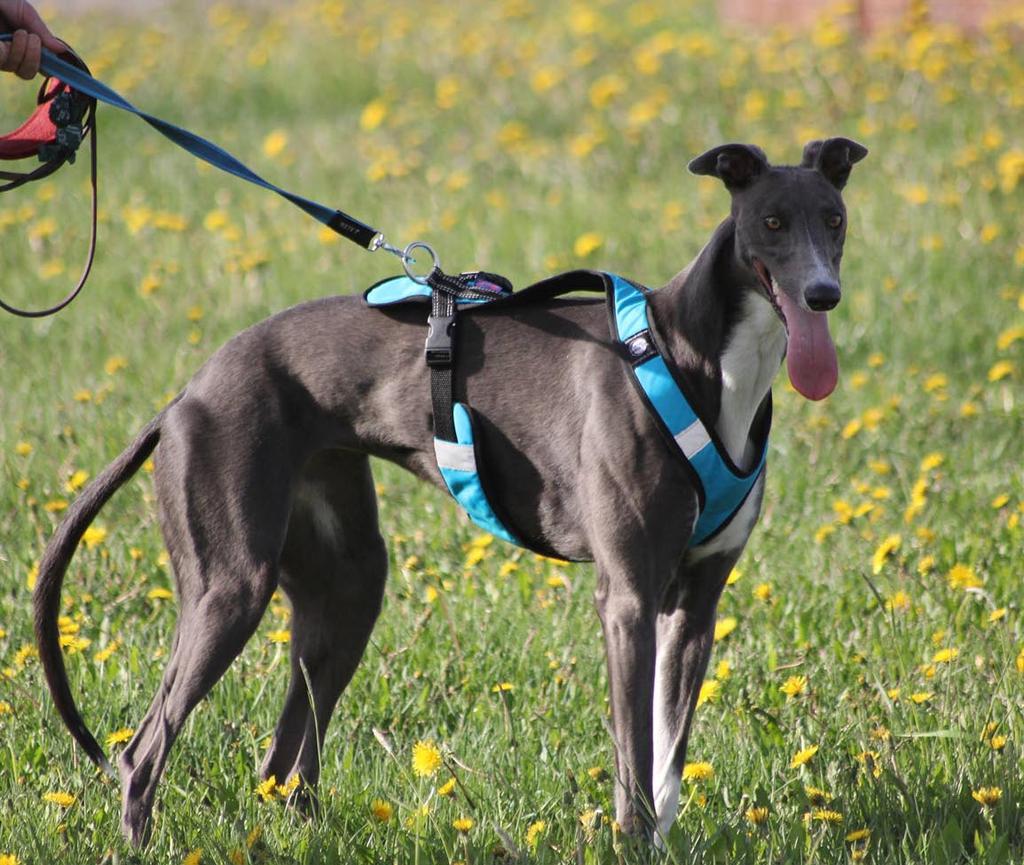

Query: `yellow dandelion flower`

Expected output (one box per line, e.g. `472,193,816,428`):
491,682,513,693
275,774,300,797
65,469,90,493
780,675,808,699
841,418,862,439
714,616,737,641
753,582,772,601
696,679,720,707
726,568,742,585
971,787,1002,807
846,828,871,842
947,564,981,590
805,809,843,823
147,587,173,601
182,850,202,865
910,692,933,704
991,494,1009,509
498,560,518,577
815,524,835,544
103,355,128,375
996,324,1024,350
573,232,603,258
745,806,769,825
262,130,288,159
917,555,935,576
15,441,33,456
920,452,944,471
587,766,607,781
900,183,929,205
105,727,134,747
452,817,474,833
886,590,911,612
42,791,76,808
805,785,833,805
789,744,819,768
255,775,277,802
959,400,980,418
82,526,107,550
989,735,1007,751
202,209,229,232
988,608,1007,623
931,647,958,664
437,777,456,797
411,740,442,777
715,659,731,680
871,534,901,574
267,630,291,644
682,761,714,782
370,799,393,822
360,99,388,131
988,361,1014,382
525,819,546,850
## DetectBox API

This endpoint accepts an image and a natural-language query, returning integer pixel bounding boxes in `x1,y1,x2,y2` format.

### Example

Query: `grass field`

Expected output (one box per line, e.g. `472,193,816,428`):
2,0,1023,862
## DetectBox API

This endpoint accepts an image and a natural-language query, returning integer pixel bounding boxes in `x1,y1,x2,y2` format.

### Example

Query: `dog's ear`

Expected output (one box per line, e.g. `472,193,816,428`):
801,137,868,190
688,143,769,191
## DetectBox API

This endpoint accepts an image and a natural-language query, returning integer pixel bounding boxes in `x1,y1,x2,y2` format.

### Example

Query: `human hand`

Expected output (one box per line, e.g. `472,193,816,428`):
0,0,64,79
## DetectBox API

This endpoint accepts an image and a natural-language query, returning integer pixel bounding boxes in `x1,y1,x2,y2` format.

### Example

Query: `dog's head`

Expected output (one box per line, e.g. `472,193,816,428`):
689,138,868,400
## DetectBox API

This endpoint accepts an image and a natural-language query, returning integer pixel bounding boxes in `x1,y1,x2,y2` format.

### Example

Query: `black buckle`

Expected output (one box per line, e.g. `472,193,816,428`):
425,313,455,367
39,92,85,165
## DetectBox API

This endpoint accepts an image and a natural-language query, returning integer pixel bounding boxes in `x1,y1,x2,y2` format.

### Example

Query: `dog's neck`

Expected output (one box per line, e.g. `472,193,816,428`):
648,218,787,470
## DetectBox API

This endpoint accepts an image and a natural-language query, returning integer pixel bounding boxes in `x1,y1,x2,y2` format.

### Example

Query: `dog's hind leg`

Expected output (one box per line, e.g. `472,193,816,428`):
260,450,387,797
650,554,736,845
117,408,291,846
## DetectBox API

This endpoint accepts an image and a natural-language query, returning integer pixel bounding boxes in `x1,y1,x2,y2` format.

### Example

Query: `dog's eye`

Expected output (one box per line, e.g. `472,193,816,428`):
827,213,843,229
764,216,781,230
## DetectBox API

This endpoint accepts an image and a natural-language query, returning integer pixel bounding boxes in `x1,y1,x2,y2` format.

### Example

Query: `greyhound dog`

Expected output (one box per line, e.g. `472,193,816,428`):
34,137,866,846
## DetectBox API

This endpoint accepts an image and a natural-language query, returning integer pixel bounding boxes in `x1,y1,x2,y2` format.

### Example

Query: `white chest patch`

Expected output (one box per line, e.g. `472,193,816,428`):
716,293,786,470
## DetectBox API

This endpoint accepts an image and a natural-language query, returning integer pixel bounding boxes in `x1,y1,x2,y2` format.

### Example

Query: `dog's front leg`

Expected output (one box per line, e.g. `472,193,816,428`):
650,555,734,844
594,565,658,837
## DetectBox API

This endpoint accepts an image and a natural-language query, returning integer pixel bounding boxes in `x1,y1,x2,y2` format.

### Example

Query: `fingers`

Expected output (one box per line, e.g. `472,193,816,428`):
18,0,64,52
0,28,28,74
0,29,42,78
21,28,39,76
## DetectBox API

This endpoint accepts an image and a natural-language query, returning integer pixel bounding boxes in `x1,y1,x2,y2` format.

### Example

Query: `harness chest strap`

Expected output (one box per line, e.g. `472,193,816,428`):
608,274,770,546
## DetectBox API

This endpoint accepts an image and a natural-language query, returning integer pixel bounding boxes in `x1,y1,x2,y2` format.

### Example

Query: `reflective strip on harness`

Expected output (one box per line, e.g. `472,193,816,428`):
609,274,767,546
434,403,519,545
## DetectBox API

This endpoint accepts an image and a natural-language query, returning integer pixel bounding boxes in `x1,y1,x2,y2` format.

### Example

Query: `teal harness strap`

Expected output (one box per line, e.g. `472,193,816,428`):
608,274,769,546
432,403,519,545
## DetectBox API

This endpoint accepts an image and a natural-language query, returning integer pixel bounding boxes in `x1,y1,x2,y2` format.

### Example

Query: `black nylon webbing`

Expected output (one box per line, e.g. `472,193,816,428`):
429,286,456,442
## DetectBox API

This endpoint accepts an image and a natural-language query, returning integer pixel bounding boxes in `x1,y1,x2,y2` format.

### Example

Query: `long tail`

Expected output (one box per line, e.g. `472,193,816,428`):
33,400,176,776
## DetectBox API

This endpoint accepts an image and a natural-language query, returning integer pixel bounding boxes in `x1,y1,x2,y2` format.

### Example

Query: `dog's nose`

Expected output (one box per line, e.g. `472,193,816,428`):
804,281,841,312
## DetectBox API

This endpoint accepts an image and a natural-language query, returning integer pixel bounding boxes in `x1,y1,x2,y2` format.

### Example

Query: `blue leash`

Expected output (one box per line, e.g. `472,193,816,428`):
31,43,390,252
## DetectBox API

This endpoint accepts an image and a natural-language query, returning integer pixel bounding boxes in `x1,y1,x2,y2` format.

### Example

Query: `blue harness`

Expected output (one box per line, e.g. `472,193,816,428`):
365,271,769,551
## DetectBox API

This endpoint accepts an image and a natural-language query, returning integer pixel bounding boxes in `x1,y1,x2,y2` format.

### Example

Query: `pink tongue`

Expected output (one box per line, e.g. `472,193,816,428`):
777,290,838,400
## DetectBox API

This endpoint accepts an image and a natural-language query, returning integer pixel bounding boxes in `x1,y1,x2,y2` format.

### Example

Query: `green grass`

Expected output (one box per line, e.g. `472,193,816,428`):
2,0,1023,862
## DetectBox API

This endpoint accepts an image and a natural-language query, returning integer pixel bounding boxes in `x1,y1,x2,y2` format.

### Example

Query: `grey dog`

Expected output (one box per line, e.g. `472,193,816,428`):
34,137,866,846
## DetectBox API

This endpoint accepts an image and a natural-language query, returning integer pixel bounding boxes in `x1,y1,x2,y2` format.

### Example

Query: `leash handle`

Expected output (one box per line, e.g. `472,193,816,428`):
0,36,98,318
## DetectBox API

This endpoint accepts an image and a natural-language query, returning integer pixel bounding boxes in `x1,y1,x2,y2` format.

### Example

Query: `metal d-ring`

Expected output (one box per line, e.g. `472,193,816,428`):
402,241,439,285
